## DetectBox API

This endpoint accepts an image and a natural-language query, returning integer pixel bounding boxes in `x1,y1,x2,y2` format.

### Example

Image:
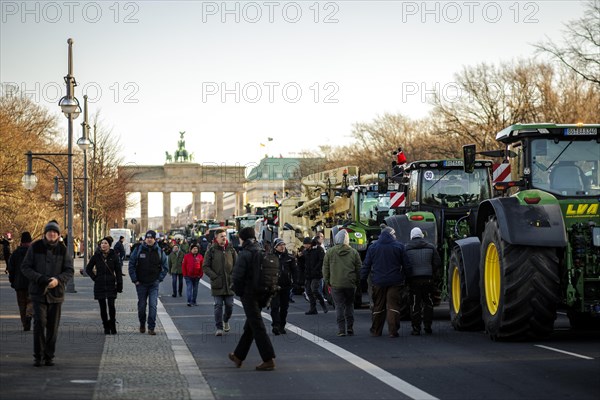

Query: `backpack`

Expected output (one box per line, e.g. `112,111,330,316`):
253,250,280,294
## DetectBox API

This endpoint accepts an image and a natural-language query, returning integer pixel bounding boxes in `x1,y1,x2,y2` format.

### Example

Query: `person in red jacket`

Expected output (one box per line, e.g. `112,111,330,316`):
182,243,204,306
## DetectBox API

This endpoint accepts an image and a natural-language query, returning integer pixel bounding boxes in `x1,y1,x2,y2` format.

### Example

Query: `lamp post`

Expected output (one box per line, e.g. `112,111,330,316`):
58,38,81,293
50,176,66,227
77,95,92,268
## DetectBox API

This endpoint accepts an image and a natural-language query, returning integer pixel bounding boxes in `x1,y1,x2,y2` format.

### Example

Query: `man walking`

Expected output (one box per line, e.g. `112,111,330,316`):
114,236,126,263
168,244,185,297
323,230,362,336
20,221,74,366
7,232,34,331
360,226,407,338
229,227,276,371
203,228,237,336
128,230,168,335
404,227,441,335
270,238,296,335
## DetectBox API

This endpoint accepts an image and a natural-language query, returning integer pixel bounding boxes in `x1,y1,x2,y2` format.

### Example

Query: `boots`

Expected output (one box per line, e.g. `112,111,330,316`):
102,321,111,334
109,320,117,335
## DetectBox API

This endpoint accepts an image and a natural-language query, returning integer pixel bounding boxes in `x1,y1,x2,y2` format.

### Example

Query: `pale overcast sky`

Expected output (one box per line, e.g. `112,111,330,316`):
1,0,587,216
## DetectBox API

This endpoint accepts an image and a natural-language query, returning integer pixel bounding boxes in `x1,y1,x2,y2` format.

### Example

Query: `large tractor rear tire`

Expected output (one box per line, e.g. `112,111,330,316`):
448,250,483,331
480,217,560,341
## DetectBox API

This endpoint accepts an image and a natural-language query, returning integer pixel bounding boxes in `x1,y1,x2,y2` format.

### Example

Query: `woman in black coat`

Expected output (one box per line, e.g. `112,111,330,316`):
85,237,123,334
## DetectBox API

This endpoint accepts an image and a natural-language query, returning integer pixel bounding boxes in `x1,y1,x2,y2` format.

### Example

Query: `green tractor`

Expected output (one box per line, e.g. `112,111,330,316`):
384,159,494,311
451,123,600,340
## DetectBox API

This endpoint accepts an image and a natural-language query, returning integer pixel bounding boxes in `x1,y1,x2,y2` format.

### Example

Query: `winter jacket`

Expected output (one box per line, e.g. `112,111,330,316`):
114,240,126,261
20,239,74,303
86,248,123,300
168,250,185,275
203,240,237,296
304,245,325,280
182,252,204,278
404,238,442,278
232,239,262,297
8,244,30,290
360,231,407,287
128,242,168,284
274,248,296,288
323,244,361,289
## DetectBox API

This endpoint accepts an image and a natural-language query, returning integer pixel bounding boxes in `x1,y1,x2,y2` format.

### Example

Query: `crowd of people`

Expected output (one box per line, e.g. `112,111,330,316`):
4,220,440,370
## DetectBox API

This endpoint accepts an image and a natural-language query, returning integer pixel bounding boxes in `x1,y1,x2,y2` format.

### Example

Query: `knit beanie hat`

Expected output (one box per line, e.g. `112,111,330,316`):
410,227,424,239
334,230,349,246
273,238,285,248
20,231,33,244
44,220,61,235
381,226,395,237
145,230,157,239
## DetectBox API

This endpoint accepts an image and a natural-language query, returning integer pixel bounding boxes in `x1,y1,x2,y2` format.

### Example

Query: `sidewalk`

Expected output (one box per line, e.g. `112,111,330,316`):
0,259,214,400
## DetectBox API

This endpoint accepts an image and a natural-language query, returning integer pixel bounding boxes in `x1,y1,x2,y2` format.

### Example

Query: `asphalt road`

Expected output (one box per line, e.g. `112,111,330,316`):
160,278,600,400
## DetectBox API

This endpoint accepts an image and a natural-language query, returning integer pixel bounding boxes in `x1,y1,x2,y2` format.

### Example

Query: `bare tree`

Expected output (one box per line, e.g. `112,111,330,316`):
0,88,64,238
534,0,600,85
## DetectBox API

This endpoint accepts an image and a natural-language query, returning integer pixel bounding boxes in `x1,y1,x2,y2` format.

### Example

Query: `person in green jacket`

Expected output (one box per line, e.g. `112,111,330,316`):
323,230,362,336
168,244,185,297
203,228,238,336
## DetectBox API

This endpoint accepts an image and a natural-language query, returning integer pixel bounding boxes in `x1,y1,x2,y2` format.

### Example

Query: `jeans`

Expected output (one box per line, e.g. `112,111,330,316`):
185,277,200,305
233,294,275,362
332,287,355,333
135,281,159,330
213,295,234,329
172,273,184,296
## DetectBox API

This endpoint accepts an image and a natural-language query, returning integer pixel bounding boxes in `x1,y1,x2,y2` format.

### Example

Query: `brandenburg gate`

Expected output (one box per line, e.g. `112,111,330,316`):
118,132,246,233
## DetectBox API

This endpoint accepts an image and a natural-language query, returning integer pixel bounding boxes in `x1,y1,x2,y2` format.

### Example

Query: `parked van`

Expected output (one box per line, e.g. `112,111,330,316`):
108,228,134,257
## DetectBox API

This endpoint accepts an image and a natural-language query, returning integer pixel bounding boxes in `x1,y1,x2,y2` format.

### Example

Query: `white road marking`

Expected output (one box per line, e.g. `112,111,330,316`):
534,345,594,360
157,299,216,400
199,280,438,400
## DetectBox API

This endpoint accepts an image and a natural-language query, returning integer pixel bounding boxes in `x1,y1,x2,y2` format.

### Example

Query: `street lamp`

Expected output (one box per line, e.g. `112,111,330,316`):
77,95,92,267
58,38,81,293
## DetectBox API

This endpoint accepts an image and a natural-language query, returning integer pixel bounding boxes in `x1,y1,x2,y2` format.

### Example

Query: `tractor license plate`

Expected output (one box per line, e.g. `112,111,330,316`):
564,127,597,136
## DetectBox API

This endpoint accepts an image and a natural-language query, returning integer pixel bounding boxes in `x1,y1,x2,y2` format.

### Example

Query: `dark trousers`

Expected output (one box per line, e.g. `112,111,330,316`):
15,289,33,328
306,278,325,311
32,300,62,361
234,295,275,362
409,278,435,330
172,273,183,296
370,284,402,336
98,297,116,323
332,287,355,333
270,287,291,329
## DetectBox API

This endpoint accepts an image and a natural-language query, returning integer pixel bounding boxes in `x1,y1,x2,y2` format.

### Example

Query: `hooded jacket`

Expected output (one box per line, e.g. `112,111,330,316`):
203,240,237,296
404,237,442,278
323,241,361,289
20,238,74,303
360,231,407,287
86,248,123,300
273,247,296,288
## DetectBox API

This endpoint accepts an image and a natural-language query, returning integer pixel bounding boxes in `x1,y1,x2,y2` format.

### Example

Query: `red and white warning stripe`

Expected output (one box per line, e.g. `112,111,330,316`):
390,192,406,208
492,163,511,183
